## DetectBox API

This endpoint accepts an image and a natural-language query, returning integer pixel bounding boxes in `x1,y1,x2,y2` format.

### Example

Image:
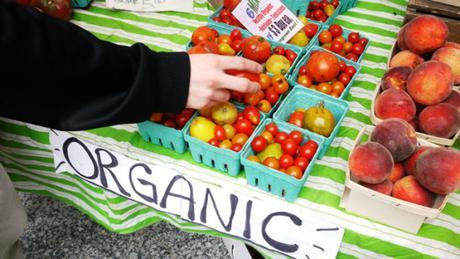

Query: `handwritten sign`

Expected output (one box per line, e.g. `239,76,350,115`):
105,0,194,13
50,130,344,258
232,0,303,42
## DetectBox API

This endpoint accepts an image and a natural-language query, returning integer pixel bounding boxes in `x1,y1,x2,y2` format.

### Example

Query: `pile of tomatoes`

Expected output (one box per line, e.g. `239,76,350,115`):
212,0,244,28
150,109,195,130
318,24,369,62
248,122,319,179
306,0,339,23
189,26,246,55
227,71,289,113
296,50,357,98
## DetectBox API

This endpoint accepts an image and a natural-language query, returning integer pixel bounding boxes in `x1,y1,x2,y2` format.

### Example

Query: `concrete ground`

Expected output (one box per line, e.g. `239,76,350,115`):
18,192,231,259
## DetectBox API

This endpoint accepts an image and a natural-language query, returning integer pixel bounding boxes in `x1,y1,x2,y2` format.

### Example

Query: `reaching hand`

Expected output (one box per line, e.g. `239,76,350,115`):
186,54,263,110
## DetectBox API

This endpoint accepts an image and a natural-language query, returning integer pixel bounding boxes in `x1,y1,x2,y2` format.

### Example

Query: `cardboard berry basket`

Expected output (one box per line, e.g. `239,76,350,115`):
138,112,198,154
240,119,324,202
370,86,460,146
273,85,350,158
183,105,267,177
315,24,371,63
289,45,362,100
340,125,449,234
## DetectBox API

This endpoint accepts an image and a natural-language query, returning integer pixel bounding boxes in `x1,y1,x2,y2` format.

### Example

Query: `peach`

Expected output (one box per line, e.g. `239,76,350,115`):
375,88,416,122
349,142,394,184
419,103,460,138
387,162,405,183
392,175,434,207
407,61,454,105
403,146,432,175
397,25,407,50
444,41,460,50
415,147,460,195
432,47,460,85
360,179,393,195
371,118,417,162
381,67,412,91
443,91,460,110
403,15,448,55
389,50,424,69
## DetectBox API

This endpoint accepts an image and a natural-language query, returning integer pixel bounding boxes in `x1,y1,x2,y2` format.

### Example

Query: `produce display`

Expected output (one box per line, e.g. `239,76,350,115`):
295,49,357,97
375,15,460,140
349,118,460,207
189,103,261,152
149,109,195,130
306,0,340,23
317,24,369,62
287,101,336,137
246,122,319,179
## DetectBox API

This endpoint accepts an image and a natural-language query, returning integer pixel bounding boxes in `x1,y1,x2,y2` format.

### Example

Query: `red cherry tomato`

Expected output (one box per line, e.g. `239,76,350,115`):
303,23,319,38
214,125,227,141
345,53,359,62
330,41,343,53
328,24,343,38
265,123,279,136
235,118,255,136
282,139,299,156
265,87,279,105
344,66,356,77
338,73,351,85
299,144,316,160
294,157,309,172
288,111,304,128
251,136,267,152
288,130,303,144
352,43,364,56
273,46,285,55
319,30,333,44
299,65,308,75
305,140,319,150
279,154,294,169
286,166,303,179
208,138,220,147
275,132,289,144
348,32,360,43
359,37,368,46
285,49,298,65
230,40,243,53
338,61,347,72
243,105,261,125
163,119,176,128
231,143,243,152
230,29,243,41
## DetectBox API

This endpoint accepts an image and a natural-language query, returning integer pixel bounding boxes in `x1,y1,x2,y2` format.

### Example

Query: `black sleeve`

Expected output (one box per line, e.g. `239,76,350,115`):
0,2,190,131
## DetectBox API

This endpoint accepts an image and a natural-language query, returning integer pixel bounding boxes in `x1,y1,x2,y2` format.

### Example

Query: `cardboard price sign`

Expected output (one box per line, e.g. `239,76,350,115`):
50,130,344,258
232,0,303,42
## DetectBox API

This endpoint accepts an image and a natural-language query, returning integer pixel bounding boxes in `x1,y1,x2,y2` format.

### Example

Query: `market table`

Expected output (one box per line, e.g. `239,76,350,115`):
2,0,459,257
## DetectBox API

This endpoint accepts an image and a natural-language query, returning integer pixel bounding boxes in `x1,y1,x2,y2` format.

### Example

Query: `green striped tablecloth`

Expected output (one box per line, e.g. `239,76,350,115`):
2,0,459,257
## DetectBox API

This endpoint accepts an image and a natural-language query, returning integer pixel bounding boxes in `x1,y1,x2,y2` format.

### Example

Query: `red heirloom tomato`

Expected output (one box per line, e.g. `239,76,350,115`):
251,136,267,152
192,26,218,45
242,36,272,63
306,51,340,82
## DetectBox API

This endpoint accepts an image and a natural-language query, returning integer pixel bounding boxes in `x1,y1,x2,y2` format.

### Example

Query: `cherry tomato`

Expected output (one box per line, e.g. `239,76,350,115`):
305,140,319,151
299,145,316,160
257,100,272,113
288,130,303,144
261,131,274,144
317,82,332,95
309,0,320,10
251,136,267,152
345,53,359,62
237,112,244,121
343,42,353,53
243,105,261,125
321,42,332,51
230,29,243,41
247,155,260,163
232,133,248,145
285,49,298,65
275,132,289,144
273,46,285,55
303,23,319,38
192,26,218,45
319,30,333,44
279,154,294,169
288,111,304,128
163,119,176,128
259,73,271,90
344,66,356,77
282,139,298,156
230,39,243,53
328,24,343,38
352,43,364,56
331,0,339,8
333,36,346,45
320,0,329,8
297,75,312,88
263,157,280,170
231,143,243,152
286,166,303,179
294,157,309,172
330,41,343,53
235,119,254,136
265,87,279,105
272,74,289,94
208,138,220,147
218,35,232,45
338,61,347,72
219,139,232,149
188,41,219,54
242,36,272,63
338,73,351,85
150,112,163,123
214,125,227,141
298,65,308,75
265,123,279,136
348,32,360,43
212,17,221,23
359,37,368,46
220,8,232,19
331,81,345,95
244,90,265,106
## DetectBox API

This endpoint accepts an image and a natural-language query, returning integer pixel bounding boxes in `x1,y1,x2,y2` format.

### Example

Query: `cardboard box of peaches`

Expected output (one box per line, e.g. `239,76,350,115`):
341,15,460,234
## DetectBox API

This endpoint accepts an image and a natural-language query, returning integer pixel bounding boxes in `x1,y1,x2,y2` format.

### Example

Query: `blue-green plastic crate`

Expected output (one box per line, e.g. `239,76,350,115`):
289,45,361,100
338,0,358,14
316,24,371,63
183,105,266,176
138,112,197,154
241,119,324,202
283,0,311,16
71,0,91,8
273,85,349,158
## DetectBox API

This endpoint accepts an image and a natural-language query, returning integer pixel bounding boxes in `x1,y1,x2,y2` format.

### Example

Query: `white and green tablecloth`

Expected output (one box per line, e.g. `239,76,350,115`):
2,0,459,257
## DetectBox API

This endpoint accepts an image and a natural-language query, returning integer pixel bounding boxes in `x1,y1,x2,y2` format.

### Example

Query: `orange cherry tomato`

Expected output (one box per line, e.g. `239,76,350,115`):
217,35,232,45
247,155,261,163
232,133,249,145
331,81,345,95
343,41,353,53
260,131,274,144
259,73,272,90
333,36,346,44
257,99,272,113
297,75,312,87
271,74,289,94
286,165,303,179
150,112,163,122
219,139,232,149
319,30,333,44
263,157,280,170
317,82,332,95
223,124,236,139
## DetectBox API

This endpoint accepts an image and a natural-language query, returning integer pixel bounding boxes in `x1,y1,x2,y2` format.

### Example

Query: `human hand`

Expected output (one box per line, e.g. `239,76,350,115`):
186,54,263,110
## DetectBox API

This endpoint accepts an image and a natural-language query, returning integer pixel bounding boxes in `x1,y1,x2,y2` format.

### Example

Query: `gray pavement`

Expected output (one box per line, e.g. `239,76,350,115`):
18,192,231,259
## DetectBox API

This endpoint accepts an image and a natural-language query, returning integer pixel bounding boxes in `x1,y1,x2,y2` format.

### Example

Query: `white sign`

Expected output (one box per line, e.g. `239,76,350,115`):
105,0,194,13
50,130,344,258
232,0,303,42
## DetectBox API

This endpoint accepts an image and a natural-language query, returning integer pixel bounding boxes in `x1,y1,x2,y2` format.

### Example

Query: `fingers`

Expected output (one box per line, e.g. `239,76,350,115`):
216,56,263,74
214,74,260,94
